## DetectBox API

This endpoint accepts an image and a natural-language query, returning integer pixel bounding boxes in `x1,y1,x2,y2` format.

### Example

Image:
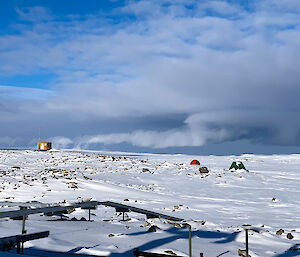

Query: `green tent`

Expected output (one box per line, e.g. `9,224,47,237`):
229,161,246,170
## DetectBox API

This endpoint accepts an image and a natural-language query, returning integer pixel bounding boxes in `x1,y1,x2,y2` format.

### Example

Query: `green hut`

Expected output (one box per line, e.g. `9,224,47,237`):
229,161,246,171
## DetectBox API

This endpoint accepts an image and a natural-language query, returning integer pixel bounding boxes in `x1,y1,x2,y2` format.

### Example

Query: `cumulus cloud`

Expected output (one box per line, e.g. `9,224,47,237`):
0,0,300,151
75,120,231,149
50,136,73,149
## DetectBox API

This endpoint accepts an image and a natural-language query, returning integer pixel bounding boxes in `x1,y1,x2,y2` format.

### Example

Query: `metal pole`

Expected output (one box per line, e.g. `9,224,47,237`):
21,215,26,254
245,229,249,257
88,208,91,221
22,215,26,234
17,241,20,254
189,224,192,257
123,211,125,221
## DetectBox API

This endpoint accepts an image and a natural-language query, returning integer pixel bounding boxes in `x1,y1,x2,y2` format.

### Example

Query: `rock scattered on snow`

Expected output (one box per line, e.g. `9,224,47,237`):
238,249,251,257
164,250,177,256
199,167,209,173
192,220,206,225
276,229,284,235
287,233,294,239
148,225,159,232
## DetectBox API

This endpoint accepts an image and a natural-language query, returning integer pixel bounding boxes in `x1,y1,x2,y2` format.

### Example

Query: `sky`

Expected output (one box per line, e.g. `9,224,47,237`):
0,0,300,155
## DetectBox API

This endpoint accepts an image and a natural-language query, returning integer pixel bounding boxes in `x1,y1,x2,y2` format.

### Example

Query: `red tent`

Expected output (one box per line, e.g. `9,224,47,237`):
190,160,200,165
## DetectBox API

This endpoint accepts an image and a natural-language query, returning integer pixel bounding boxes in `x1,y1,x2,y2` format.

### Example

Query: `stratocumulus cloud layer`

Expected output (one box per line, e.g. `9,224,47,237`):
0,0,300,152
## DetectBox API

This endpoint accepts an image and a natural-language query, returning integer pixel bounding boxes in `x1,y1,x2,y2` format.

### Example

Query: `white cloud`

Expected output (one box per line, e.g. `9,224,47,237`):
16,6,53,22
0,0,300,149
75,125,230,149
50,136,73,149
0,85,55,101
197,1,242,16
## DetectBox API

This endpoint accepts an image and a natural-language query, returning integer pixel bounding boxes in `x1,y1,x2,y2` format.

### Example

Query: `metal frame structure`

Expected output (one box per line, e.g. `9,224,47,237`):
100,201,184,222
0,200,183,222
0,231,49,254
0,200,185,256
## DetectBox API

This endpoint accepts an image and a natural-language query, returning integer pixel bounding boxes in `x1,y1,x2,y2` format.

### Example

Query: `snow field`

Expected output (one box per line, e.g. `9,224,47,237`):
0,150,299,256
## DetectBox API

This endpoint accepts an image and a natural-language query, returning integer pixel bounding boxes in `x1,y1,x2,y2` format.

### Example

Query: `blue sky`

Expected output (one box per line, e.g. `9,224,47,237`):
1,0,300,154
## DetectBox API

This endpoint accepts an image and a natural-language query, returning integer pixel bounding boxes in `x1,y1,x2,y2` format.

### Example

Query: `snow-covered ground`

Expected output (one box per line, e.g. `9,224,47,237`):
0,150,299,256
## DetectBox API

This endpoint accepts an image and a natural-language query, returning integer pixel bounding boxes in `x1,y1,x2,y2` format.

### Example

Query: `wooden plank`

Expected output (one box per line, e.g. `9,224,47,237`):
0,201,98,219
0,200,182,222
16,231,50,243
99,201,183,222
0,231,49,251
0,231,49,244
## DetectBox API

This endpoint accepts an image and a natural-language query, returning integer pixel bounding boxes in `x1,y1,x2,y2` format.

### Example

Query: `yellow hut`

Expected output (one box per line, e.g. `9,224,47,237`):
37,142,52,151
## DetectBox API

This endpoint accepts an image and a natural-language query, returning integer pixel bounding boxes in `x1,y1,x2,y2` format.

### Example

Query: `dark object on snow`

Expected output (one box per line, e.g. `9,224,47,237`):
133,248,184,257
0,231,49,254
164,250,176,256
287,233,294,239
238,249,251,257
229,161,246,171
276,229,284,235
70,217,78,221
80,217,87,221
199,166,209,173
190,160,200,165
148,225,158,233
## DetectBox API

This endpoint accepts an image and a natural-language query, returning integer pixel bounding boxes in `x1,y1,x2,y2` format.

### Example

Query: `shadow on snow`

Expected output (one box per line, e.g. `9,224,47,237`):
108,227,240,256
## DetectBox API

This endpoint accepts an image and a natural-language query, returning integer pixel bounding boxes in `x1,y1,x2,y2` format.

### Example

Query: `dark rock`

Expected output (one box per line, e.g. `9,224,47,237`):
287,233,294,239
243,224,251,227
164,250,177,256
148,225,158,232
80,217,87,221
71,217,77,221
238,249,251,257
276,229,284,235
199,167,209,173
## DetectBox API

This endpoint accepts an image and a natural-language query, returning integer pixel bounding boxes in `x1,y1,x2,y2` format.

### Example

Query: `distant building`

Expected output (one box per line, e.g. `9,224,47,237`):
37,142,52,151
